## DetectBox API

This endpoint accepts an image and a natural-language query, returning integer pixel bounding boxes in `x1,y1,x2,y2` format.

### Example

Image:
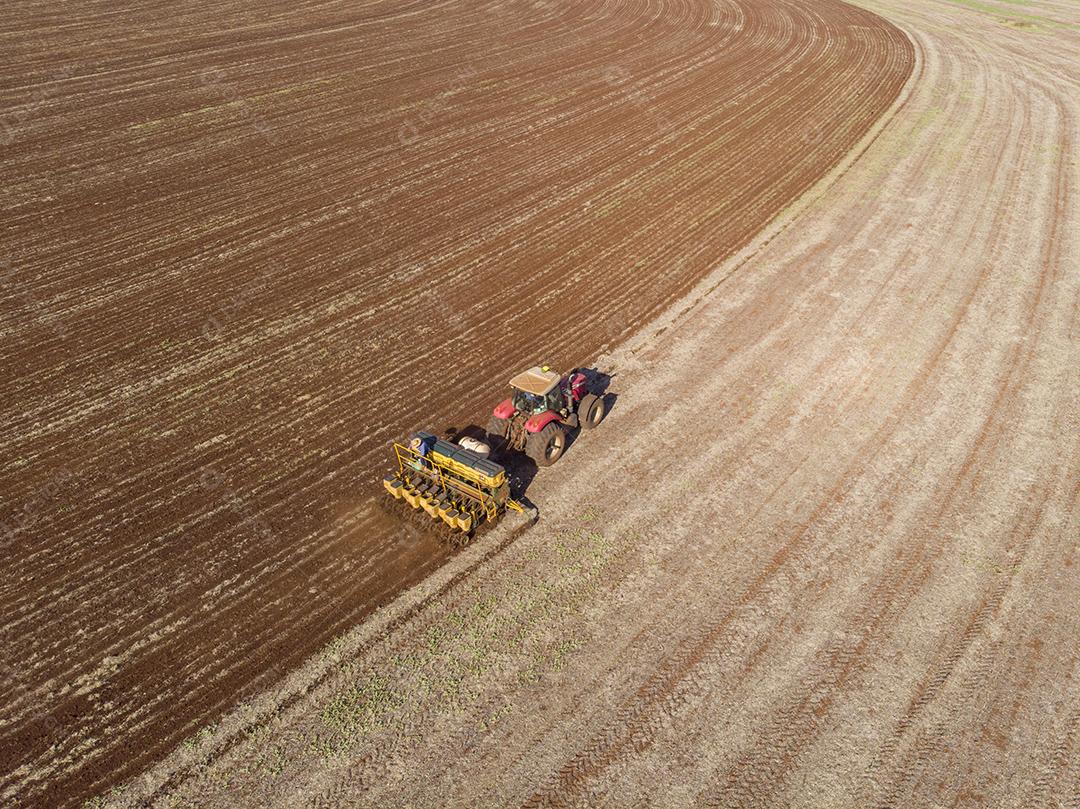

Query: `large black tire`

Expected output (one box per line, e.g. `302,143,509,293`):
526,422,566,467
578,393,605,430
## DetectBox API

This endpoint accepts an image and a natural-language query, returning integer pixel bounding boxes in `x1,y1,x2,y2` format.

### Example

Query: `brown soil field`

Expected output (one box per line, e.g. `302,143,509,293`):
78,0,1080,805
0,0,913,806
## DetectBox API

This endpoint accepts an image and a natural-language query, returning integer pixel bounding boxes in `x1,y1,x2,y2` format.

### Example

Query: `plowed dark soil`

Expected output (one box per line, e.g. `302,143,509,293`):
0,0,912,805
126,0,1080,805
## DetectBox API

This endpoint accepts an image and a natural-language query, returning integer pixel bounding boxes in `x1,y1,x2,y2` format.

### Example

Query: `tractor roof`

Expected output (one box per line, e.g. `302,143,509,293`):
510,366,560,396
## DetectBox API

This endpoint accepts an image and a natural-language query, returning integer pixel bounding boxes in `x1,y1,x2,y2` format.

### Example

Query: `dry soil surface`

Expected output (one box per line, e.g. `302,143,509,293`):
0,0,912,806
105,0,1080,806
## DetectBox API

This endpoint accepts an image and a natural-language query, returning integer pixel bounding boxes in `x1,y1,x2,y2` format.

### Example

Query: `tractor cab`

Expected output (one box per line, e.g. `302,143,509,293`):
509,366,564,415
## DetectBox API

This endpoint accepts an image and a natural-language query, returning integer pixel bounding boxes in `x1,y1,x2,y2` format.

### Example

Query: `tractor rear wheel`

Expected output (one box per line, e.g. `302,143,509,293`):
526,422,566,467
578,393,605,430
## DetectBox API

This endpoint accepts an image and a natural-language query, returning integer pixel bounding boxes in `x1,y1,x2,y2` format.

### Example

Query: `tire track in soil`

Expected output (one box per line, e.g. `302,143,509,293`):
855,86,1075,809
525,25,1044,805
705,84,1064,809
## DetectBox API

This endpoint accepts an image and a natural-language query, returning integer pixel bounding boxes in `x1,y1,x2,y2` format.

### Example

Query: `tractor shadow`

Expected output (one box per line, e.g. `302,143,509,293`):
505,455,541,509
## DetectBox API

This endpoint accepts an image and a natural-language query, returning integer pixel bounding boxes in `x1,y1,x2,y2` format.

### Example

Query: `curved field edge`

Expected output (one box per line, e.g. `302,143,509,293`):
116,29,927,805
0,0,913,806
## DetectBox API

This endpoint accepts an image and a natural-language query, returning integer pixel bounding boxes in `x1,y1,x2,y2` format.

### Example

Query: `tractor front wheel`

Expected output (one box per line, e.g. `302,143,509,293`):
578,393,605,430
526,422,566,467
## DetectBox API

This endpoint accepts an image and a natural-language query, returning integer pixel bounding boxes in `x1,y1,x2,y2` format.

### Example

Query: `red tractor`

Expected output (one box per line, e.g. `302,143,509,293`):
487,365,606,466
